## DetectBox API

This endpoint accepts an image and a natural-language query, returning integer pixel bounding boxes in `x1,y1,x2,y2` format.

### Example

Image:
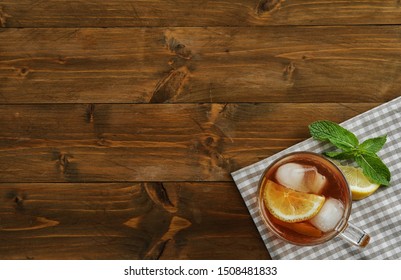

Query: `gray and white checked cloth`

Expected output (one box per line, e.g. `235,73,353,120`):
231,97,401,259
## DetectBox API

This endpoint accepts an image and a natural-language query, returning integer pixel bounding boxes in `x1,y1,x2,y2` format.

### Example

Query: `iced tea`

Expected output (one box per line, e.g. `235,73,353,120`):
258,152,351,246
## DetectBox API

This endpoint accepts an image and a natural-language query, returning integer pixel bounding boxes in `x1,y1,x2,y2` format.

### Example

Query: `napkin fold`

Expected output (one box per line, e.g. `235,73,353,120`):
231,97,401,259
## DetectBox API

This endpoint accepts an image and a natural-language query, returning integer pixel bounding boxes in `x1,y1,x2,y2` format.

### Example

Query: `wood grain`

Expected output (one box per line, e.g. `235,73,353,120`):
0,103,377,183
1,0,400,261
0,182,269,259
1,27,401,104
1,1,401,27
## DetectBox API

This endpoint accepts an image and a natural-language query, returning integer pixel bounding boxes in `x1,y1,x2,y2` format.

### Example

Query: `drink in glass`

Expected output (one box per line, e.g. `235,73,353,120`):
258,151,369,247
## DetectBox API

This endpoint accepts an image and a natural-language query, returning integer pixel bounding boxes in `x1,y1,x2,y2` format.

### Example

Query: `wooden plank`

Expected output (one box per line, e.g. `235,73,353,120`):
1,27,401,104
0,103,378,182
0,182,269,259
1,1,401,27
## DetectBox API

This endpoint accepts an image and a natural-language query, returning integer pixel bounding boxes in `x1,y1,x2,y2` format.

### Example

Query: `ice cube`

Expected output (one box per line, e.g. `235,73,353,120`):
275,163,309,192
310,198,344,232
275,163,327,194
303,167,327,194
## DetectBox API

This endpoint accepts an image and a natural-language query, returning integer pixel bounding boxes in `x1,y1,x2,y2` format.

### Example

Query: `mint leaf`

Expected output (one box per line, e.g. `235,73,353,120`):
309,120,392,187
324,150,356,160
355,154,391,186
358,135,387,154
309,120,359,151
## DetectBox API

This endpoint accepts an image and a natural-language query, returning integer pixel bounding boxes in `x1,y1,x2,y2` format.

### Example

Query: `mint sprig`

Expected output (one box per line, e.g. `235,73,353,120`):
309,120,391,186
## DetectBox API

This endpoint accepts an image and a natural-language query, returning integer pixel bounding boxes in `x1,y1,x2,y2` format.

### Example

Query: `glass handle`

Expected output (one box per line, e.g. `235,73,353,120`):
338,222,370,247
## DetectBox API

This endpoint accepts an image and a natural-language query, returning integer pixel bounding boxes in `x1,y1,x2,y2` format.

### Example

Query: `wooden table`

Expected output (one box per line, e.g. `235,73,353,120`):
0,1,400,260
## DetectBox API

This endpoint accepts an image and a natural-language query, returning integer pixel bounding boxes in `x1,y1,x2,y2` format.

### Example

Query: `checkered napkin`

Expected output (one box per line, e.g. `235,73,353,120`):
231,97,401,259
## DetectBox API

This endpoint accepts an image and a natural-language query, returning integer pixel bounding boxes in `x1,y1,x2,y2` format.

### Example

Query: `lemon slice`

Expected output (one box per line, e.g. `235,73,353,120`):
262,180,325,223
337,165,380,200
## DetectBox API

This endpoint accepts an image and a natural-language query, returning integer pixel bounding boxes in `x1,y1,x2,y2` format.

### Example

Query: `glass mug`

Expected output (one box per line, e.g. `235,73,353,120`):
258,151,370,247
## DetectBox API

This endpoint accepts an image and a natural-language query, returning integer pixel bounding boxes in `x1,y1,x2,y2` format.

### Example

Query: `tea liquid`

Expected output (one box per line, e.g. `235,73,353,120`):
260,153,350,245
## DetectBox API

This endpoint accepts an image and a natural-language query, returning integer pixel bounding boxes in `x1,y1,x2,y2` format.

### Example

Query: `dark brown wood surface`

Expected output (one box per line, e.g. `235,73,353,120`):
1,0,401,27
0,182,268,259
0,0,400,260
0,103,377,182
1,27,401,103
